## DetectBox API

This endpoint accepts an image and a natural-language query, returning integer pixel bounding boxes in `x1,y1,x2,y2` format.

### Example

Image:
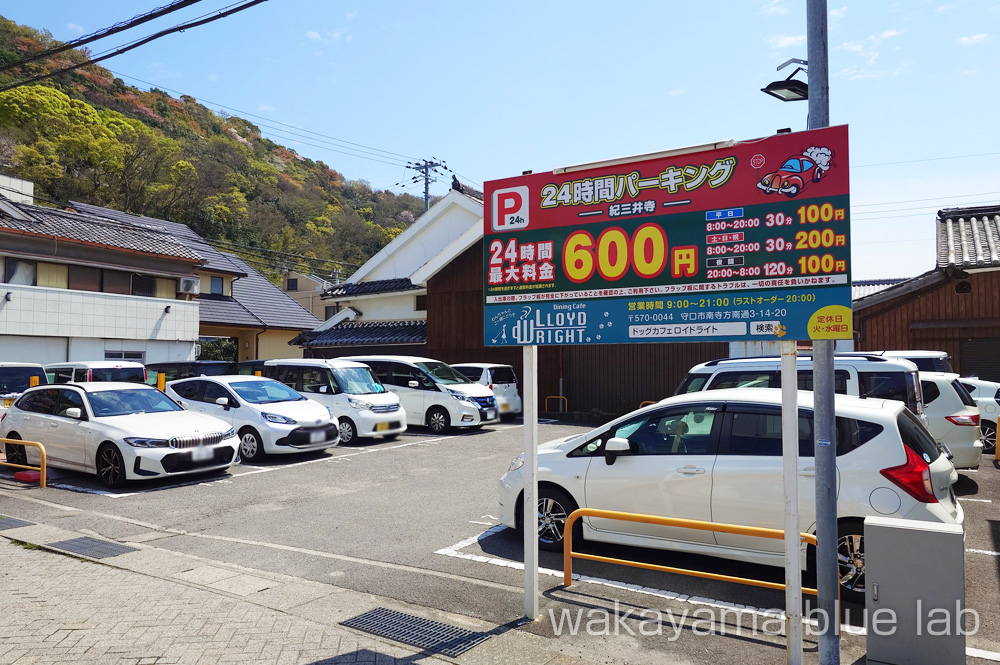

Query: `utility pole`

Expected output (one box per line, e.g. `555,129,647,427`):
806,2,839,664
401,158,449,211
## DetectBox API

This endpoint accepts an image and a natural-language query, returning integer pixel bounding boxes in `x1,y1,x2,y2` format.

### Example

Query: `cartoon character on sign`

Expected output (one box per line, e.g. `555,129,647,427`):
756,146,833,198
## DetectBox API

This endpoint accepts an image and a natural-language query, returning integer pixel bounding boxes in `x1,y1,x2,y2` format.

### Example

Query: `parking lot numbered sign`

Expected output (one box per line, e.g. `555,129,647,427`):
483,126,851,348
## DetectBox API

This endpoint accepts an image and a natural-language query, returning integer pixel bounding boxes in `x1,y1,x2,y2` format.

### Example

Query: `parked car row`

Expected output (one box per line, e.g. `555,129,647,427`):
2,355,523,489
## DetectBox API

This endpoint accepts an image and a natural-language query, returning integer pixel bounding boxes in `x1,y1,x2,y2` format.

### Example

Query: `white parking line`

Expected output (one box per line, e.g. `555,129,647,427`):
969,647,1000,662
968,549,1000,557
958,498,993,503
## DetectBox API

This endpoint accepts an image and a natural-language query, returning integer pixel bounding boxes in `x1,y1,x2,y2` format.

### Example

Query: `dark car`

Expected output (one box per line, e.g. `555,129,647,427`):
146,361,238,384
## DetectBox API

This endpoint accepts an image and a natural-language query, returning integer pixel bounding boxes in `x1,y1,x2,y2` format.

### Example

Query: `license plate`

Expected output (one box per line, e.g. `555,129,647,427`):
310,430,326,443
375,422,389,432
191,446,213,462
500,403,510,413
2,399,12,408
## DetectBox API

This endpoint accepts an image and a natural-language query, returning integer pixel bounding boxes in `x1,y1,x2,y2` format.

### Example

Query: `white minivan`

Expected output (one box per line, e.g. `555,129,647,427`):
920,372,983,469
343,356,498,434
262,358,406,445
959,377,1000,455
46,361,147,385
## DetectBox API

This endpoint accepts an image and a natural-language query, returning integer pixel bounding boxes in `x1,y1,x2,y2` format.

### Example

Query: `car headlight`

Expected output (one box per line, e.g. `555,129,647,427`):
262,412,297,424
222,428,236,440
508,453,524,472
348,398,374,411
124,437,169,448
447,390,476,404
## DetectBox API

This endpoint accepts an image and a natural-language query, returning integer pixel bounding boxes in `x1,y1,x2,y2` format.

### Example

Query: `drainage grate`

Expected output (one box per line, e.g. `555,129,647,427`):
0,516,34,530
46,537,138,559
341,607,491,657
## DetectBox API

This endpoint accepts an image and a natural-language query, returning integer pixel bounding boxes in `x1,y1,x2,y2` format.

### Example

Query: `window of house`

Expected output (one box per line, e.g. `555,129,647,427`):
5,259,36,285
286,278,298,291
105,351,145,361
324,305,338,320
131,275,157,298
210,276,224,295
102,270,131,295
415,295,427,312
68,265,101,292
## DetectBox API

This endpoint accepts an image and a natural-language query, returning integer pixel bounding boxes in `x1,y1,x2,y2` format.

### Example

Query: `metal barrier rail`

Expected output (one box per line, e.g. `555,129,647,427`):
0,438,47,488
544,395,568,413
563,508,818,595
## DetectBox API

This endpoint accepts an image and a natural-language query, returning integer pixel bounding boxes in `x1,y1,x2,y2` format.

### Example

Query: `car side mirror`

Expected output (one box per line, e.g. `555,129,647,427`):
408,380,419,388
605,437,631,465
215,396,231,410
64,407,82,419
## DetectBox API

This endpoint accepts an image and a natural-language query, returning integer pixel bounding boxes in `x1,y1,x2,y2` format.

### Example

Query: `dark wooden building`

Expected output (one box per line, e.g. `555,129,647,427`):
854,204,1000,380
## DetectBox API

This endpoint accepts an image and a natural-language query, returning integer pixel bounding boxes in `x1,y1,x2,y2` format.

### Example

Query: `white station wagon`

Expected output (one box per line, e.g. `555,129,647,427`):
499,388,962,602
1,383,237,488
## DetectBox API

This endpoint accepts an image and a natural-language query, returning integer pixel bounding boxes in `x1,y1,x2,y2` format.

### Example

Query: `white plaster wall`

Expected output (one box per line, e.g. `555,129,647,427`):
0,284,199,342
347,294,423,321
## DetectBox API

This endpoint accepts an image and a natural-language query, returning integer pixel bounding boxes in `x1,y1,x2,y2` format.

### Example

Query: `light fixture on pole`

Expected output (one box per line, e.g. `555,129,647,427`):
761,57,809,102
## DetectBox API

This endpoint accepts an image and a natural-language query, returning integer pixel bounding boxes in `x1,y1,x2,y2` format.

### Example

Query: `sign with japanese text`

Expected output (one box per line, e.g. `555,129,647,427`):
483,125,852,346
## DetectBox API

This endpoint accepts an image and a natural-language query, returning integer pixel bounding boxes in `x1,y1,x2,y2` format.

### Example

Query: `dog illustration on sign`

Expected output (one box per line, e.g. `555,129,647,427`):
756,146,833,198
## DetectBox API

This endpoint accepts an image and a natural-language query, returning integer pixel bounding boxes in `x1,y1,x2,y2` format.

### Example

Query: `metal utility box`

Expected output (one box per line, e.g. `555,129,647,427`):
865,516,966,665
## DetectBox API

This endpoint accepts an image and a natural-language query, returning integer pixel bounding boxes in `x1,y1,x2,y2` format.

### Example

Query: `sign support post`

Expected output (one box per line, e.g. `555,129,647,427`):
781,340,802,665
523,344,539,620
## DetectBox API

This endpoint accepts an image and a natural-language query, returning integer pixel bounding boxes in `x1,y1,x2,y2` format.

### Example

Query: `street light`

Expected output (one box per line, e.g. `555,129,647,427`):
761,58,809,102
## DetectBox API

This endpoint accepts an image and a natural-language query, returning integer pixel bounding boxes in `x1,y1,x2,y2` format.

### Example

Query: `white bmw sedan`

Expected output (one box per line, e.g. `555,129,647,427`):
1,383,237,488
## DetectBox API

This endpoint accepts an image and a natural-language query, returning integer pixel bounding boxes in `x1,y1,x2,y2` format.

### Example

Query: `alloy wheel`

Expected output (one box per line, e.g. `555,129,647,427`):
98,447,122,487
837,533,865,592
339,420,355,444
240,433,259,459
537,497,569,545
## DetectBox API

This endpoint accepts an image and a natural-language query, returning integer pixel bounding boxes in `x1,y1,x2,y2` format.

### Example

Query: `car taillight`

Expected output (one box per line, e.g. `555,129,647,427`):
143,368,148,382
488,384,493,390
946,413,979,426
1,412,6,422
87,369,92,381
881,447,938,503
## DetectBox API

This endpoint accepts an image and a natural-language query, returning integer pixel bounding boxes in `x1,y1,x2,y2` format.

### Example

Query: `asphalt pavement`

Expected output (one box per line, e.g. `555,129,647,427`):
2,419,1000,664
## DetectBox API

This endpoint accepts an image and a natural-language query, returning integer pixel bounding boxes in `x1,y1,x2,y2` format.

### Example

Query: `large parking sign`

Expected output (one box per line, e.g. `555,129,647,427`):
483,126,852,346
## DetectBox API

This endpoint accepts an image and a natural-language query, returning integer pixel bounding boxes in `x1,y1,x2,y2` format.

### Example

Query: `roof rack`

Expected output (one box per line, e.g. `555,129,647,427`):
702,354,889,367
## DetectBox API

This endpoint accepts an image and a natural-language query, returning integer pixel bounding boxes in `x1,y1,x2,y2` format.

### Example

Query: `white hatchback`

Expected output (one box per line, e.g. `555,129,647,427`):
451,363,522,420
959,377,1000,456
920,371,983,469
165,376,339,462
498,388,962,603
1,383,237,488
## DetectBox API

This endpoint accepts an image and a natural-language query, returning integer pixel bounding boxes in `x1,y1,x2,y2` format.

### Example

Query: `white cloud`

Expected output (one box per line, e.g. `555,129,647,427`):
668,88,687,96
346,9,358,20
935,4,952,14
258,103,274,112
67,23,83,34
878,29,903,40
837,29,903,67
829,7,847,22
207,73,218,81
328,30,343,41
958,33,987,45
306,31,323,41
962,69,978,76
761,0,788,15
768,35,806,48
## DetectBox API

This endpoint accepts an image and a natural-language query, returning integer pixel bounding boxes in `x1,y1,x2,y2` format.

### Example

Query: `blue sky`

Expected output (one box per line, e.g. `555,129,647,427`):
3,1,998,279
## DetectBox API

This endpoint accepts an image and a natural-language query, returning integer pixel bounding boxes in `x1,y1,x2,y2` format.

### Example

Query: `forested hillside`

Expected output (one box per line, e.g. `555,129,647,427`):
0,17,431,275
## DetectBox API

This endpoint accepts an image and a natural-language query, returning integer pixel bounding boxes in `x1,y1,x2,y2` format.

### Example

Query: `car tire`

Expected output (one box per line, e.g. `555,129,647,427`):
537,485,581,552
4,433,27,467
338,418,357,445
784,183,800,198
382,434,400,441
836,520,866,605
96,443,127,489
981,421,996,456
238,427,266,462
426,407,450,434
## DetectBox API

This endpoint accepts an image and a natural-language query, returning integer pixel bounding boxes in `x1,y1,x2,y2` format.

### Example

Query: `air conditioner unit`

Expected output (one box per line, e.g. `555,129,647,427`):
177,277,200,295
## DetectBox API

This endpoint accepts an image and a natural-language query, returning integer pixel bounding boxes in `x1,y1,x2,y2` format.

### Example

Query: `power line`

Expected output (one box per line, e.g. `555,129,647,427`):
852,190,1000,208
0,0,204,74
110,70,419,162
0,0,270,95
205,238,366,268
852,151,1000,169
852,198,1000,216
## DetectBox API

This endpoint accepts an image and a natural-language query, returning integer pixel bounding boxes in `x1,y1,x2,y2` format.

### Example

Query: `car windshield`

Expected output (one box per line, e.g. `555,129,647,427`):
332,367,386,395
229,380,305,404
88,389,182,417
0,367,47,394
416,361,470,385
781,158,802,172
674,373,710,394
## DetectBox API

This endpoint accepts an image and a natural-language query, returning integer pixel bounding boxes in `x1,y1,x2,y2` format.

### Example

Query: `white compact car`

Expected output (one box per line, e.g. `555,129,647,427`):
499,388,962,603
165,375,339,462
451,363,522,421
343,356,499,434
920,372,983,470
959,377,1000,456
262,359,406,445
45,361,147,384
1,383,237,488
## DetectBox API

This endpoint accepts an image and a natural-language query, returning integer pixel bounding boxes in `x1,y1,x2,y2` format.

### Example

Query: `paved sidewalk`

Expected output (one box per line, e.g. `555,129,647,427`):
0,539,435,665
